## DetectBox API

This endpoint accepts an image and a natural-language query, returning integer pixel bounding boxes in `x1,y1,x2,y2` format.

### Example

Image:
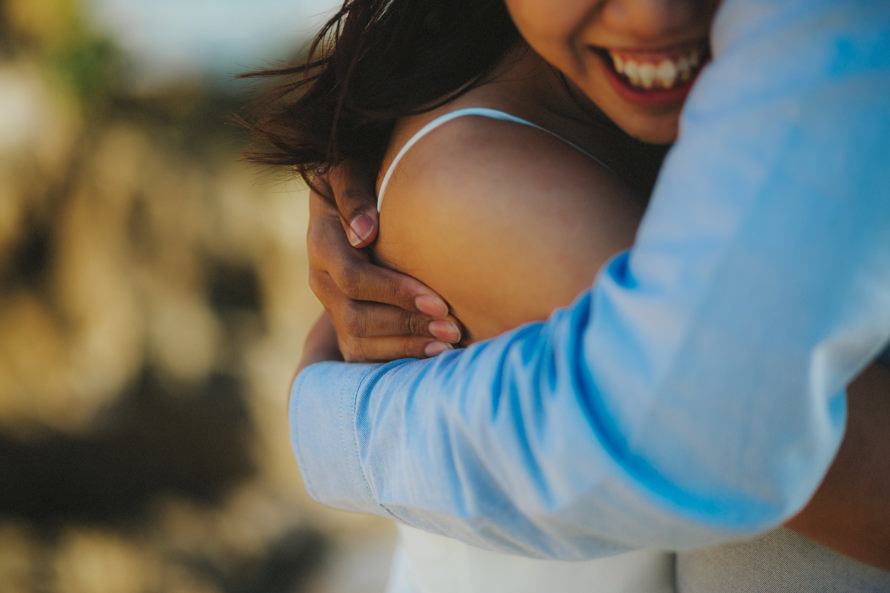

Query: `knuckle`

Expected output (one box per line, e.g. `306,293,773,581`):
341,337,364,363
307,272,328,299
403,339,423,360
390,276,420,310
307,280,321,300
401,310,425,336
341,305,366,337
338,264,364,298
306,225,333,261
340,188,371,216
306,244,325,271
310,174,334,202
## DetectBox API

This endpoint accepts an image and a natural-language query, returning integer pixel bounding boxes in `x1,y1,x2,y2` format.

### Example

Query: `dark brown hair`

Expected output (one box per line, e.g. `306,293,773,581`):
237,0,520,184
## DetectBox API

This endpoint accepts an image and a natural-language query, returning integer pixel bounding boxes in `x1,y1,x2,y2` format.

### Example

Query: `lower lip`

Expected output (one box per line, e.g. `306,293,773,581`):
594,51,697,109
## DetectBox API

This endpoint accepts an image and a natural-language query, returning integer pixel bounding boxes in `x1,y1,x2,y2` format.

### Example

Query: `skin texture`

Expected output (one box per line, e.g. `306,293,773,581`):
373,46,652,343
376,119,645,340
378,119,640,343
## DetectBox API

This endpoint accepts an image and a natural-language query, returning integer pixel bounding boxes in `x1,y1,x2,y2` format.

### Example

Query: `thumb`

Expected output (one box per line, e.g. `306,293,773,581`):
327,160,380,248
345,207,379,248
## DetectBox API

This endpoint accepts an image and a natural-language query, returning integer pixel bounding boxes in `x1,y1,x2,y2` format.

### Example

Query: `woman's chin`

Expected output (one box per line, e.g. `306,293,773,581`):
632,126,679,146
593,97,682,145
621,117,680,146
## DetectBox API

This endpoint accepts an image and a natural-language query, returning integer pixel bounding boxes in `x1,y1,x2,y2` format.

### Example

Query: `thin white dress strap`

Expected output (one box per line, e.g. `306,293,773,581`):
377,107,614,211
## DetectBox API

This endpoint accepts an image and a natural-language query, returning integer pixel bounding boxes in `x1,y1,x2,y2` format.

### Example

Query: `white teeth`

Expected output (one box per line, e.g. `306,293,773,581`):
656,60,677,89
638,63,656,89
606,47,705,90
623,60,640,85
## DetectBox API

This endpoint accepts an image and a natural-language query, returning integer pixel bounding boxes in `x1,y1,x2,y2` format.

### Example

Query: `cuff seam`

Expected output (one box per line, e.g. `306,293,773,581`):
350,362,408,523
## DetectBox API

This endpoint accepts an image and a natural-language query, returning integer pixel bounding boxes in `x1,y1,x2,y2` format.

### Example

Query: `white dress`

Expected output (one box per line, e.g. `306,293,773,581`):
378,107,676,593
389,525,674,593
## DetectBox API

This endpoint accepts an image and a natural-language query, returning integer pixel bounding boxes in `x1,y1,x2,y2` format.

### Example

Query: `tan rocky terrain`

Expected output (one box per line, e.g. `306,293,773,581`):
0,0,393,591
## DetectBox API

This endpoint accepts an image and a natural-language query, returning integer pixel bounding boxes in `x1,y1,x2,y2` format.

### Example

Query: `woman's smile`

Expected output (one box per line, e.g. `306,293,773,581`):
590,40,710,109
590,40,710,96
504,0,721,144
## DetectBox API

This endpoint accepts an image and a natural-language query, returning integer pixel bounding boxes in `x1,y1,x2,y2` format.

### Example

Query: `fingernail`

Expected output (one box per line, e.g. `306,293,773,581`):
424,342,454,357
349,214,375,246
429,320,461,343
346,226,361,246
415,295,448,317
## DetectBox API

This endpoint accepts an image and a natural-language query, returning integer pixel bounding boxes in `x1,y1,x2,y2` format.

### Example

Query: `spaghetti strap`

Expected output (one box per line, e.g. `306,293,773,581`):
377,107,614,211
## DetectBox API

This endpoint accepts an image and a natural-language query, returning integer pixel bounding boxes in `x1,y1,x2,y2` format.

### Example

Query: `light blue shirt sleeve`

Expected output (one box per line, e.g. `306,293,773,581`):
289,0,890,558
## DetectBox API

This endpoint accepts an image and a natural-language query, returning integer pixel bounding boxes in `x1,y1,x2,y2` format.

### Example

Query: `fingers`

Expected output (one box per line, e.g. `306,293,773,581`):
310,269,461,361
327,259,450,319
311,268,461,337
338,335,455,363
324,159,380,248
333,296,461,342
308,191,450,317
305,161,460,362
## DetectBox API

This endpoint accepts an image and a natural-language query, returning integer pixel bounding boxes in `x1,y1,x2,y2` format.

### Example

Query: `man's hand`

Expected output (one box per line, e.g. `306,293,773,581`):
307,161,462,362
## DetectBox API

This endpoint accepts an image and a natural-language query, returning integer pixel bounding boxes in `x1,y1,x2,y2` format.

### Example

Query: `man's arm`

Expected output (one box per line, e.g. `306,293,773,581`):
291,0,890,558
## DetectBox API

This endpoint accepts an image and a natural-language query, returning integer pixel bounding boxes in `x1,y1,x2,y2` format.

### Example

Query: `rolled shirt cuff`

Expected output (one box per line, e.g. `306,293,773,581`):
289,361,381,514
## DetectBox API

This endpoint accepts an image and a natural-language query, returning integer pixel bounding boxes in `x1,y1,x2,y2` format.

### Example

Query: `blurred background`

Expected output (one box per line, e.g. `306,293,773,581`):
0,0,396,591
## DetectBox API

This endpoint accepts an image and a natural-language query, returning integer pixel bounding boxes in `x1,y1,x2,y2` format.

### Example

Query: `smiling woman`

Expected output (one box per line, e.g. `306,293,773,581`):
596,42,709,107
503,0,718,143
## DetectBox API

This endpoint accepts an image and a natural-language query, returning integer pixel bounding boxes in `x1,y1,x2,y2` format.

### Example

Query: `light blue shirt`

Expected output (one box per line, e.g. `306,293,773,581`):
289,0,890,559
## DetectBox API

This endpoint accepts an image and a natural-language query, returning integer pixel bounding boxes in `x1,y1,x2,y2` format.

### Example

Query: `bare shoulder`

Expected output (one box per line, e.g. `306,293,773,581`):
379,112,639,234
375,112,645,342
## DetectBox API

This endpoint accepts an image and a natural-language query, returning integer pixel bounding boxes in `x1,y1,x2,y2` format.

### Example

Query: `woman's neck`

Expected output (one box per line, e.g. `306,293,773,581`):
487,45,670,199
402,42,669,200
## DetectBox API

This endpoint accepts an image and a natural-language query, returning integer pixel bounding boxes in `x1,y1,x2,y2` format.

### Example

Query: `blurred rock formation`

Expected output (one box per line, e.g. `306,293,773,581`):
0,0,394,591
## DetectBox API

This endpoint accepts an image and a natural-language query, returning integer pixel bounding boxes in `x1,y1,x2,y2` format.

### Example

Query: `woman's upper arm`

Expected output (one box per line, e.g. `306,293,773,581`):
374,117,646,342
